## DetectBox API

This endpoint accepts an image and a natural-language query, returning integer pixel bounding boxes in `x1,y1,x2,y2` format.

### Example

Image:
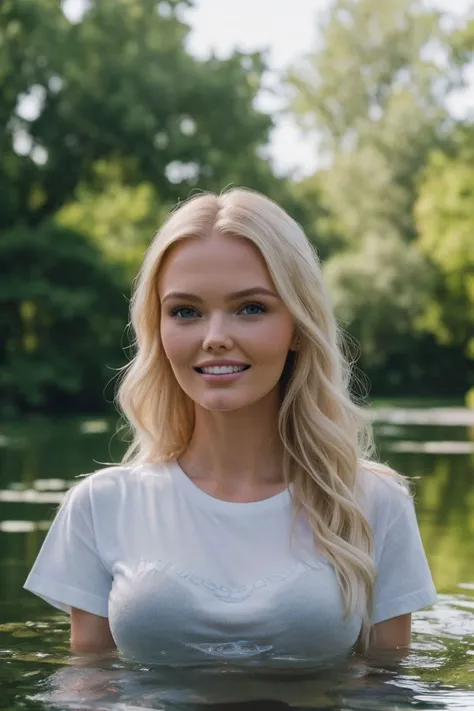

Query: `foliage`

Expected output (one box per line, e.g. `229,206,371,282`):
450,16,474,68
466,388,474,410
0,0,304,414
290,173,347,260
288,0,446,147
288,0,450,243
324,233,434,366
0,223,127,416
55,159,169,276
415,129,474,358
0,0,283,230
287,0,473,396
0,0,473,413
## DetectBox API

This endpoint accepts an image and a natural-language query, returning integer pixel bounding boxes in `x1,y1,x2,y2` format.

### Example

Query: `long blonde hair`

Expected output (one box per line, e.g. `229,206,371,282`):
116,187,405,652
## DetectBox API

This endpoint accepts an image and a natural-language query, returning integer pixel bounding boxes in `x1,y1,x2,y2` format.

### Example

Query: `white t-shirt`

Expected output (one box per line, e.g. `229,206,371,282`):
24,461,437,667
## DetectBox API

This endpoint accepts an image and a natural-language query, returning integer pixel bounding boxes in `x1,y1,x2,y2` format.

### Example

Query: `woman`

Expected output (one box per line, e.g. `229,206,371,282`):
24,188,436,667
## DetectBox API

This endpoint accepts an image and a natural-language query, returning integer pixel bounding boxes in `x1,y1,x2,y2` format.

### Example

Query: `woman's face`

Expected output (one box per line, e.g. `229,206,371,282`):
158,234,297,413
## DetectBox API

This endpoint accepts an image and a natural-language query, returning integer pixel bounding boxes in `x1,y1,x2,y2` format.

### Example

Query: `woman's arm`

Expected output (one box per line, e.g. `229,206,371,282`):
71,607,116,653
371,613,411,651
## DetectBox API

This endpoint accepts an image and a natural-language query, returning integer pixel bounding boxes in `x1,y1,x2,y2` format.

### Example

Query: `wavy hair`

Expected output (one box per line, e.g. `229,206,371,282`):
116,187,406,652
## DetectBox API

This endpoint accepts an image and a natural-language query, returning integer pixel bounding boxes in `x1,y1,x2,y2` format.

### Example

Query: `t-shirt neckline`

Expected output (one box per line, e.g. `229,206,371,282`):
169,460,292,515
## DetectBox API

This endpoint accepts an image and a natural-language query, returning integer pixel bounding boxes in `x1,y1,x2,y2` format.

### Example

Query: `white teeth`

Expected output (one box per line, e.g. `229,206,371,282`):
200,365,247,375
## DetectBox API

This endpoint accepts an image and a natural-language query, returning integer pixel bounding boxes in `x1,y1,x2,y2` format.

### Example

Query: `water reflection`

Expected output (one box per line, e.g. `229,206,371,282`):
2,594,474,709
2,606,473,711
389,441,474,453
33,663,418,710
0,521,51,533
0,490,65,503
368,407,474,427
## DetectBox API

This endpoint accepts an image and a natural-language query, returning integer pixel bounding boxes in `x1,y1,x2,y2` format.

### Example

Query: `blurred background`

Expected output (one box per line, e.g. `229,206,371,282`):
1,0,473,418
1,3,474,703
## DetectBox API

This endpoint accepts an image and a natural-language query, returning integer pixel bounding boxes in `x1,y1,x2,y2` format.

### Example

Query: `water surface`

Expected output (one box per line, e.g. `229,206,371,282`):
1,412,473,710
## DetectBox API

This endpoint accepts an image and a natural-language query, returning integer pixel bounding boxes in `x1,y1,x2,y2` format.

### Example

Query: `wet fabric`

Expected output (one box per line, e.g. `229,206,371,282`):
24,460,437,665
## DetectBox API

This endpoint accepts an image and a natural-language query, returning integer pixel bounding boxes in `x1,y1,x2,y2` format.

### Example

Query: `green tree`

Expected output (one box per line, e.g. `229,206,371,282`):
290,172,347,261
0,0,308,415
324,233,434,366
450,15,474,69
0,0,71,229
415,129,474,362
286,0,471,395
0,0,284,230
0,224,127,416
288,0,449,243
414,15,474,394
55,159,169,276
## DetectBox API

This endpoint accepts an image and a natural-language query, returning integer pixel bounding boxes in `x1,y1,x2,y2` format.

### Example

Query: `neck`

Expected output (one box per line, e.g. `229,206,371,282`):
179,391,284,489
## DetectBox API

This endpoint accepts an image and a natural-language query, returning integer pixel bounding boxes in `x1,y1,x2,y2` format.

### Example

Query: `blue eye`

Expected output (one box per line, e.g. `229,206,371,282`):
240,303,266,316
170,306,199,319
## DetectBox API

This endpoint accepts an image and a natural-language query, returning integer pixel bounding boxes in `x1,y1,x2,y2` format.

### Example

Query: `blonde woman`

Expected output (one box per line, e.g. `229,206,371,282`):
24,188,436,668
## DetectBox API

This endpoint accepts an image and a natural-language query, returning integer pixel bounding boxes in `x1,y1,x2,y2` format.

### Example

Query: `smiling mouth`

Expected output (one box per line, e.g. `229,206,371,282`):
194,365,251,375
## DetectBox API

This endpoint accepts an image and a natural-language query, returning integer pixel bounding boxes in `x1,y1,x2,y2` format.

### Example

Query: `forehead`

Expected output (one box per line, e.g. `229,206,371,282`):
158,234,274,293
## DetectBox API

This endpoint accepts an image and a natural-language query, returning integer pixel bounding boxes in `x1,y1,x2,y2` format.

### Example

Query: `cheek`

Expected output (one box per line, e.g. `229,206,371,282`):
247,321,293,364
258,340,293,369
160,321,194,365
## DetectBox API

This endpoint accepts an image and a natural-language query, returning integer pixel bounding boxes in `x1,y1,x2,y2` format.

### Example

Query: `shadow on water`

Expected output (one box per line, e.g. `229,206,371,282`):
0,411,473,710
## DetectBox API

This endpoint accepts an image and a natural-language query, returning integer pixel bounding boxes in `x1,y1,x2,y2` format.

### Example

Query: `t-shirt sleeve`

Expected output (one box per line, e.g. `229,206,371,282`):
372,481,437,625
23,476,112,618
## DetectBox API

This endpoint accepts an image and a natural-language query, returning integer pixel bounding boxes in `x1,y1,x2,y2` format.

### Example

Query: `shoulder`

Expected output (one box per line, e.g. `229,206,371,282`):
355,461,413,530
65,461,173,508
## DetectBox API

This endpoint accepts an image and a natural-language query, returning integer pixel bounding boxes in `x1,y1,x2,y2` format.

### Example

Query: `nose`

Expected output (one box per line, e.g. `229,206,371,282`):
202,313,233,352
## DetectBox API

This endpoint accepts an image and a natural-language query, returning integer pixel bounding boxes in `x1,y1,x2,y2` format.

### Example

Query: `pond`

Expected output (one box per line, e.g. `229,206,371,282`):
1,410,473,711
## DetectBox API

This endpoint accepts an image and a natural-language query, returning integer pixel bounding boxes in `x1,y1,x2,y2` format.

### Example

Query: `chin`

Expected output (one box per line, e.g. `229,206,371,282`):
197,390,273,413
199,397,247,412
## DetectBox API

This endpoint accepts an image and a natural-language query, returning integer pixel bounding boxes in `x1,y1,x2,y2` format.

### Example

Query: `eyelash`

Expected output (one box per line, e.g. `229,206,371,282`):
169,302,268,319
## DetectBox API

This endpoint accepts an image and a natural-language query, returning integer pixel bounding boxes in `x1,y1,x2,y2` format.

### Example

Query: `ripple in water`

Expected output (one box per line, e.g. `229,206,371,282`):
1,593,473,711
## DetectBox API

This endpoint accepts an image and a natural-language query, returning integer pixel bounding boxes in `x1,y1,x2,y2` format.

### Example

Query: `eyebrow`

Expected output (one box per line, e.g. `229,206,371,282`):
161,287,279,304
